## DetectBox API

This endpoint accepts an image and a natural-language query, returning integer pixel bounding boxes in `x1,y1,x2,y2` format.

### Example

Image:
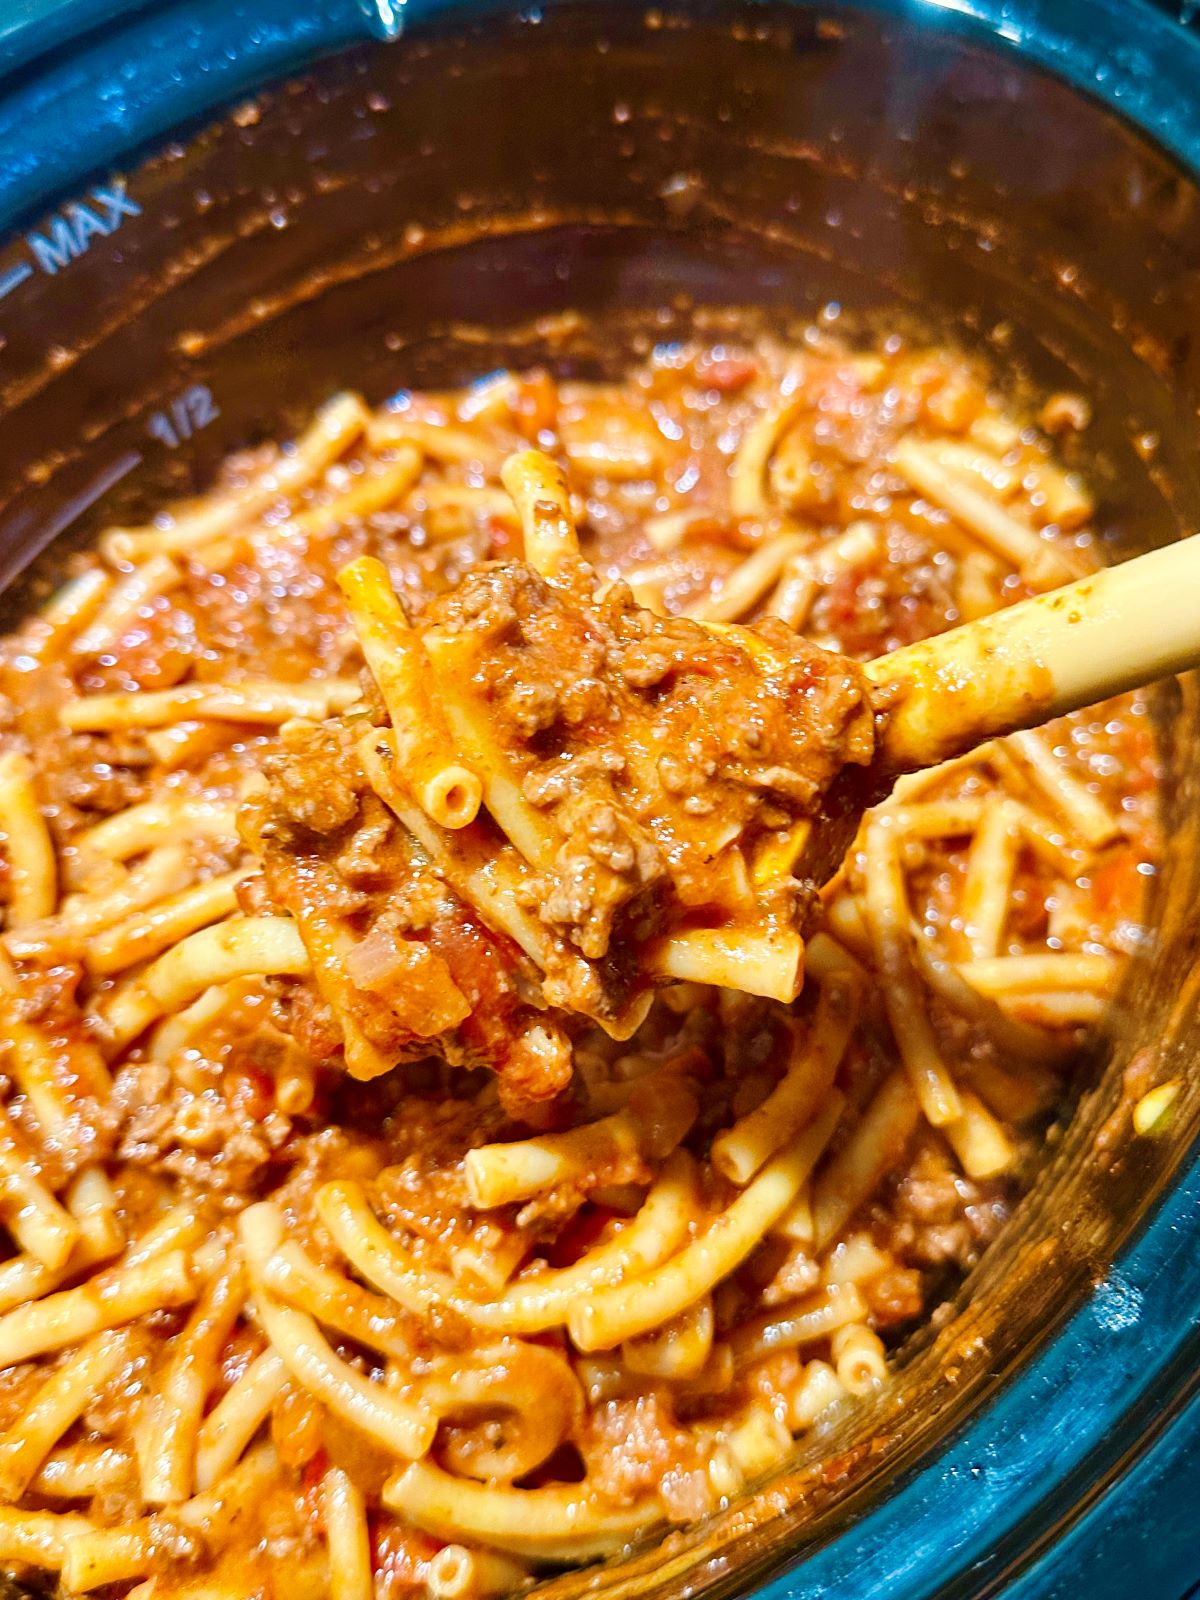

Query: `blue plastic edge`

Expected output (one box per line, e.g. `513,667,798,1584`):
0,0,1197,1592
0,0,149,77
0,0,413,79
0,0,401,228
764,1144,1200,1600
2,0,1200,232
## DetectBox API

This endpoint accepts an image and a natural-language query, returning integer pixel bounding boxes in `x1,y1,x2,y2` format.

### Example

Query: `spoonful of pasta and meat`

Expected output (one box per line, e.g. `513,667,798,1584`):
242,449,1200,1107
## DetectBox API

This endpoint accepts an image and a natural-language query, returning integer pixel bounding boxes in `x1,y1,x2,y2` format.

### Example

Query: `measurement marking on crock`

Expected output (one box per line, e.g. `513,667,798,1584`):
0,180,141,313
0,263,32,301
147,384,220,449
25,180,141,275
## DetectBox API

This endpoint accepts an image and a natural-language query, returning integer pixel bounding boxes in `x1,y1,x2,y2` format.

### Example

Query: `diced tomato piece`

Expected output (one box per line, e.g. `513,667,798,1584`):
700,357,758,394
227,1063,274,1122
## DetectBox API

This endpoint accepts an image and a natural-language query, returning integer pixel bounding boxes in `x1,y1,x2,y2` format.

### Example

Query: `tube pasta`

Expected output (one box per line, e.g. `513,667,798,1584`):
0,751,56,927
74,793,241,863
254,1297,435,1459
85,868,248,978
643,925,804,1005
893,435,1079,589
139,1260,245,1504
318,1152,697,1335
766,552,818,631
500,449,580,577
143,718,239,769
60,1443,278,1591
958,796,1019,960
887,746,986,804
957,951,1115,997
62,676,361,733
1000,797,1082,875
685,532,809,623
6,845,194,958
121,1204,208,1270
482,1153,698,1332
194,1349,286,1492
33,1443,133,1498
27,567,112,660
0,1173,124,1316
384,1459,658,1561
148,980,242,1062
787,1359,846,1430
275,1045,316,1115
909,937,1070,1067
818,897,872,965
367,412,503,466
464,1075,697,1208
875,798,983,839
291,448,423,538
730,394,808,516
239,1204,434,1461
358,730,600,1030
956,547,1004,621
0,1247,195,1368
0,1506,96,1569
418,1342,582,1481
720,1399,793,1480
427,1544,531,1600
1005,990,1107,1026
728,1282,868,1369
101,392,369,564
99,916,310,1050
821,1234,890,1285
829,1322,887,1394
448,1226,530,1294
0,950,111,1126
72,555,182,658
569,1094,844,1351
0,1019,86,1131
712,973,859,1185
916,438,1019,501
0,341,1148,1597
623,1294,714,1380
338,557,483,830
416,637,561,873
812,1070,921,1249
322,1466,374,1600
418,483,521,534
752,819,812,888
861,820,962,1126
942,1089,1017,1179
1004,730,1120,848
964,1057,1058,1122
642,507,717,553
260,1240,413,1359
0,1330,129,1501
771,1182,814,1244
0,1118,79,1269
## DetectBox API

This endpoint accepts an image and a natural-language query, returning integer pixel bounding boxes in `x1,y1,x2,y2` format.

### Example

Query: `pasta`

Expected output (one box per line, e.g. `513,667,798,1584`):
0,329,1157,1599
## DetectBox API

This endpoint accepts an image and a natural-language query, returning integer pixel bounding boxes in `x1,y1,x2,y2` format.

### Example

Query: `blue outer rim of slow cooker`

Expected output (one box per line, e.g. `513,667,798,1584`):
3,0,1200,231
0,0,1199,1593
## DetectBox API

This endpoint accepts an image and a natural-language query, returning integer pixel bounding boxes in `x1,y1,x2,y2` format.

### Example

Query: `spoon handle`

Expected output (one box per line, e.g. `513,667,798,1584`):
865,535,1200,772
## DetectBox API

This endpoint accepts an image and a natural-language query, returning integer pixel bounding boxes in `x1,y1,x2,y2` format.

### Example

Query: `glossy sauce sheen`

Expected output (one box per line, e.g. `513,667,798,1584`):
0,329,1158,1600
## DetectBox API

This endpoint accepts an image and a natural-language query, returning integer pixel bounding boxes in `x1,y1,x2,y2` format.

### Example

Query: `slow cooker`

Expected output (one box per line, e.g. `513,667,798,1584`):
0,0,1197,1594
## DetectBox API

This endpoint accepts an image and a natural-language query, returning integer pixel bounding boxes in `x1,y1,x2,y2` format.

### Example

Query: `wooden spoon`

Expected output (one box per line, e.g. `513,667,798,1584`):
799,534,1200,888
